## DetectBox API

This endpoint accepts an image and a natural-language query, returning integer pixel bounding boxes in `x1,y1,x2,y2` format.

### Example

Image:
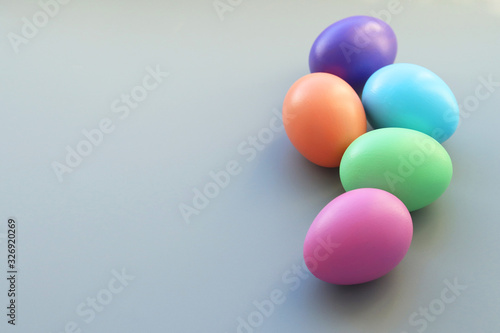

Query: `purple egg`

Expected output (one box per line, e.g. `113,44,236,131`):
309,16,397,93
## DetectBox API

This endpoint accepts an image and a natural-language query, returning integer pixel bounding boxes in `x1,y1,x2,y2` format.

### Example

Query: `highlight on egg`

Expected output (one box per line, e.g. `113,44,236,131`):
303,188,413,285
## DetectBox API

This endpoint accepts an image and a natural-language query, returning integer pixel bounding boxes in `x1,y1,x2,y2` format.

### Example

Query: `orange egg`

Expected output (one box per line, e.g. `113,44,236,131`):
282,73,366,167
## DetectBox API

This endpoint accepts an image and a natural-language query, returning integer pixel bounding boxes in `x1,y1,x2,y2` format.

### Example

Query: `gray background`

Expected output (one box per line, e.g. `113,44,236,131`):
1,0,499,332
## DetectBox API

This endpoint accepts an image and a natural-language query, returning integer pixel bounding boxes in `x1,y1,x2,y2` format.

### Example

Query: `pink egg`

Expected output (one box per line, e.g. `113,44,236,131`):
303,188,413,285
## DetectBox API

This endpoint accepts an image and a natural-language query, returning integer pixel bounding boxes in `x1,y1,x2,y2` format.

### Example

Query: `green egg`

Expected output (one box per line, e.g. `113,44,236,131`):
339,128,453,211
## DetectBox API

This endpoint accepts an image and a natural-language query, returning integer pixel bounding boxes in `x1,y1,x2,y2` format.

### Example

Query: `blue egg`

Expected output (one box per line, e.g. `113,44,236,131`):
362,63,459,142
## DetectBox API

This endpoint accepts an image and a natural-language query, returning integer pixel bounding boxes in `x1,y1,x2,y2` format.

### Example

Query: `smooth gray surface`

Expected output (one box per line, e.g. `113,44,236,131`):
1,1,499,332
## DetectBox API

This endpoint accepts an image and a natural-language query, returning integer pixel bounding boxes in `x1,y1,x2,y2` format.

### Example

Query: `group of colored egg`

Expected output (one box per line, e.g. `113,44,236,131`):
282,16,459,285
